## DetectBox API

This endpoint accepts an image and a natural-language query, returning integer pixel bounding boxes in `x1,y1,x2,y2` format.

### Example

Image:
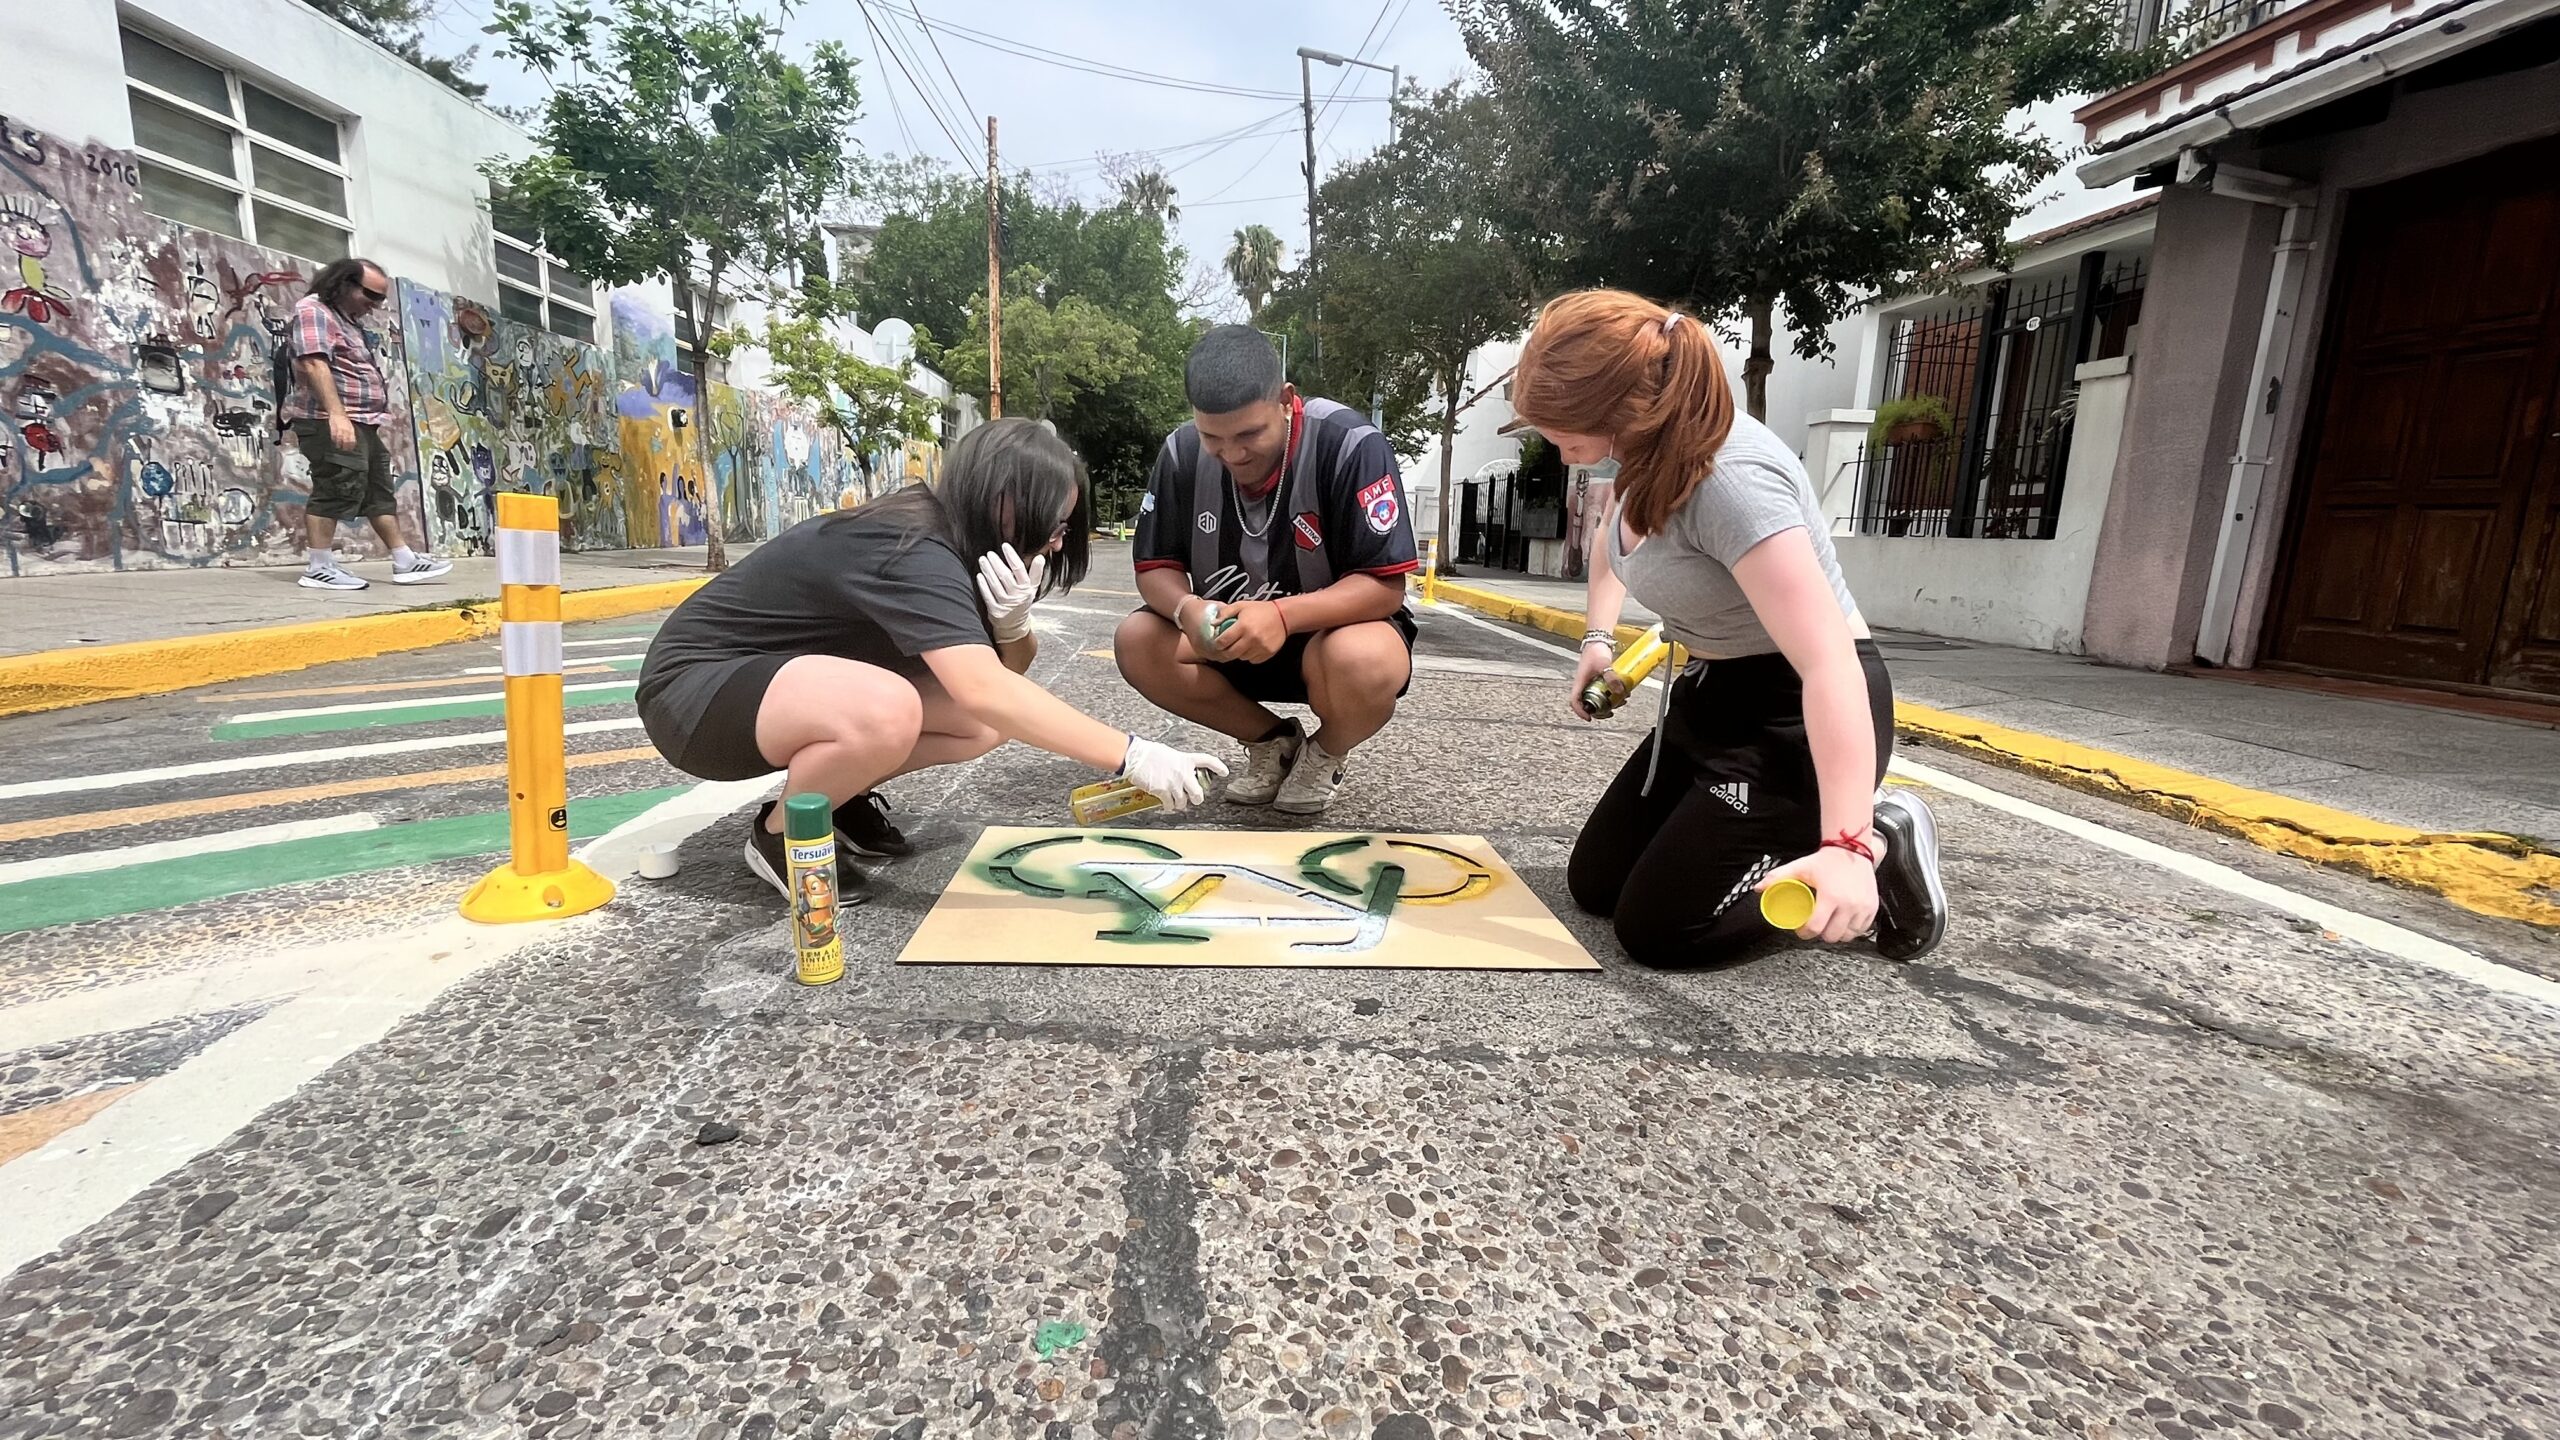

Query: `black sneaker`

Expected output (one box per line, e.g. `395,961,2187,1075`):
1871,790,1948,962
834,790,912,859
743,800,874,904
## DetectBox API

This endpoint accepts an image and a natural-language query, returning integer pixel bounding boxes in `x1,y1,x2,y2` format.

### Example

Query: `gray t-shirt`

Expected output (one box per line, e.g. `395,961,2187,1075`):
1610,414,1859,658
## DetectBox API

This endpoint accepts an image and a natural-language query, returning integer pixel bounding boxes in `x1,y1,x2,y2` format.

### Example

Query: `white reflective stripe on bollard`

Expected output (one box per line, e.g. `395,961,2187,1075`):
500,621,564,678
495,526,562,587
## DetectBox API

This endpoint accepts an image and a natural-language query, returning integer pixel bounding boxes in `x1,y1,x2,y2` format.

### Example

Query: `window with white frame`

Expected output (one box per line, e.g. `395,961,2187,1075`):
119,27,351,264
490,190,598,344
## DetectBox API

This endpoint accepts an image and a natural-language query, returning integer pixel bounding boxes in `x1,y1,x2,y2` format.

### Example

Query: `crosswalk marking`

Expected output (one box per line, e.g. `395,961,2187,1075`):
225,680,639,725
0,719,651,803
0,786,685,935
465,651,645,674
0,747,668,845
0,813,382,885
203,664,628,704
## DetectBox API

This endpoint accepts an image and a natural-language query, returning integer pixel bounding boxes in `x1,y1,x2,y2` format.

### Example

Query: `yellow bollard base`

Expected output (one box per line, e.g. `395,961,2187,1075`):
460,860,617,924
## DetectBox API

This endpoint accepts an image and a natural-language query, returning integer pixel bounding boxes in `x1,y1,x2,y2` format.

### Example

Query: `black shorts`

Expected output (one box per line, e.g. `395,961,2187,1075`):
638,653,793,782
293,419,398,521
1203,608,1419,706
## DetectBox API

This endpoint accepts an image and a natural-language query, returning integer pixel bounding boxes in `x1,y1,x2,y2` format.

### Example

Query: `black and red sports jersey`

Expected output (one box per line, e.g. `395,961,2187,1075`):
1132,394,1419,603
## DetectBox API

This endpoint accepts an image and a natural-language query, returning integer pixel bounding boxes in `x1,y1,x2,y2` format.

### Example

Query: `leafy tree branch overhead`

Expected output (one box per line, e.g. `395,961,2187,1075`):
1454,0,2159,419
480,0,862,567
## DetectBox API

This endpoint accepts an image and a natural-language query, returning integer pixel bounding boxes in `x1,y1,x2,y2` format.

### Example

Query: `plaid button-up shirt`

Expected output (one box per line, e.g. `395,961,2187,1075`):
283,292,390,426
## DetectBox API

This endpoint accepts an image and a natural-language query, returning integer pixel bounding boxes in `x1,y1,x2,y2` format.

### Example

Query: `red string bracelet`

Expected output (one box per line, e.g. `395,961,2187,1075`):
1822,830,1877,864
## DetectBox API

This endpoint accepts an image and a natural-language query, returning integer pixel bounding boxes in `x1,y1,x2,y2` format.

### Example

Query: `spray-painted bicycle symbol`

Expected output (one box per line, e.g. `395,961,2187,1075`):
978,833,1497,952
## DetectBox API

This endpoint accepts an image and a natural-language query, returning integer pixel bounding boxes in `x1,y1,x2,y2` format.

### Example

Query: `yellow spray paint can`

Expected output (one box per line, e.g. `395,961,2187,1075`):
1759,878,1817,932
1581,624,1672,719
783,793,844,986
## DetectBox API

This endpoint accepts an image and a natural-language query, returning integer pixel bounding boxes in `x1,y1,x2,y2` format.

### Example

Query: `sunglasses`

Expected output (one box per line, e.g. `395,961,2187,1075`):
355,283,387,303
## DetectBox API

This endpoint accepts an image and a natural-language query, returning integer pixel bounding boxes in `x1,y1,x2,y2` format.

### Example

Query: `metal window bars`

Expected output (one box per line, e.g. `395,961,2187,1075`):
1850,256,2147,541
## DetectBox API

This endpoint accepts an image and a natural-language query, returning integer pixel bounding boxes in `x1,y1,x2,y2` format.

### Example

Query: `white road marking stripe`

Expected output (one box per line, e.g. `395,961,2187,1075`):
0,719,649,802
0,775,763,1281
0,813,381,885
564,637,645,649
1891,757,2560,1013
463,651,644,673
227,680,636,723
1423,598,2560,1012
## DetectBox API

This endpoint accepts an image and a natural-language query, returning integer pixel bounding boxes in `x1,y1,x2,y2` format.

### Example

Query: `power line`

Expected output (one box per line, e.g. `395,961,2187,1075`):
870,1,1389,104
1021,106,1298,174
872,1,977,167
902,0,979,123
864,23,921,158
1184,193,1301,210
852,0,981,174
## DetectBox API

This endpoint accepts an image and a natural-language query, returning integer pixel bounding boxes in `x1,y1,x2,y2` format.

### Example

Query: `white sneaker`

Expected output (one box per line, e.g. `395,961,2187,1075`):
299,565,368,591
1274,736,1347,815
1223,717,1304,807
392,555,454,584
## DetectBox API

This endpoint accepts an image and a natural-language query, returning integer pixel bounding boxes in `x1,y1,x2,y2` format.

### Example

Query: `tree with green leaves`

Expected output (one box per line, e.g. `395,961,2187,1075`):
1223,224,1286,318
1269,85,1538,573
729,297,938,459
299,0,486,97
482,0,861,569
940,267,1144,426
1455,0,2155,419
1116,167,1180,227
852,165,1196,502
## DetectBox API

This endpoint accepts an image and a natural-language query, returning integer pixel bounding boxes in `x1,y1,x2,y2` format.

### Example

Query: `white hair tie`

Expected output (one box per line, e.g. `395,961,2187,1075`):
1660,313,1684,335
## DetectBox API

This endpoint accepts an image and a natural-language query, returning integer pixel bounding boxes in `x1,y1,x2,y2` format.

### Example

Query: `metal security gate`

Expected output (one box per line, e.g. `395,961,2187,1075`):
1850,256,2147,539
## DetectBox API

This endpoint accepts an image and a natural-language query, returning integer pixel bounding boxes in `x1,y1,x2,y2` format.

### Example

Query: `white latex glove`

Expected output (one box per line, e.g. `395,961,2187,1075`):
1118,734,1230,815
975,543,1045,643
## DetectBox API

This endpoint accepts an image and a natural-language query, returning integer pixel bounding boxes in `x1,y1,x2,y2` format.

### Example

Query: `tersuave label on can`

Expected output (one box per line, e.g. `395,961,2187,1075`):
1069,777,1163,826
782,793,844,986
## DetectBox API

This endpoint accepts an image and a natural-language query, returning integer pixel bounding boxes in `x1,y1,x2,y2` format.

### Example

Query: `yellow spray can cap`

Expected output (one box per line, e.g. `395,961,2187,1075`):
1759,878,1816,931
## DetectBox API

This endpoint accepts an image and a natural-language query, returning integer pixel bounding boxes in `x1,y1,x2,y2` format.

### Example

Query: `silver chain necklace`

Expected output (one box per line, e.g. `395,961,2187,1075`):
1231,405,1295,540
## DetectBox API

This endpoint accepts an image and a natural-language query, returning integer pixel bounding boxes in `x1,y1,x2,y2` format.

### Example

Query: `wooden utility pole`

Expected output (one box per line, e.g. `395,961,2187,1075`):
985,116,1003,419
1299,53,1320,368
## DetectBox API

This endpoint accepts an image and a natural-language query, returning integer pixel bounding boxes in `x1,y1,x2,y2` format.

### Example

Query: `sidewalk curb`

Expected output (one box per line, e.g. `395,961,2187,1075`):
0,577,706,718
1897,705,2560,928
1421,578,2560,929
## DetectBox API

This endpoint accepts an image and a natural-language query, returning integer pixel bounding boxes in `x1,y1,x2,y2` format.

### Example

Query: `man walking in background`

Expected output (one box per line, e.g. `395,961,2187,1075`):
1114,326,1420,815
284,257,449,591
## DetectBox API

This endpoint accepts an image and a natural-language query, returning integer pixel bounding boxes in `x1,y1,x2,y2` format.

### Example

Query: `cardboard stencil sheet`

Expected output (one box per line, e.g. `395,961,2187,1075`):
895,826,1599,970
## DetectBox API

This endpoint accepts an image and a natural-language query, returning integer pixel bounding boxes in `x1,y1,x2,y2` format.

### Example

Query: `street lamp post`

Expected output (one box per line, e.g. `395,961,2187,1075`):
1296,46,1400,374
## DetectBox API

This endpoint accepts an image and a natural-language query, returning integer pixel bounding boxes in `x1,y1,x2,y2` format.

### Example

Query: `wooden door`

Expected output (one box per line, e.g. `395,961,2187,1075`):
2270,138,2560,693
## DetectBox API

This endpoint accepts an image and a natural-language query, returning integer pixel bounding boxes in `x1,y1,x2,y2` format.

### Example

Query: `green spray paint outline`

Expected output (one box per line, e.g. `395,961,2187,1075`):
974,832,1490,952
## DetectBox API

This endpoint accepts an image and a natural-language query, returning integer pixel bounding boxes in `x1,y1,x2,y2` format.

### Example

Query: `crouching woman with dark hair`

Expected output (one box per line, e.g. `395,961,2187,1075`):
637,418,1227,898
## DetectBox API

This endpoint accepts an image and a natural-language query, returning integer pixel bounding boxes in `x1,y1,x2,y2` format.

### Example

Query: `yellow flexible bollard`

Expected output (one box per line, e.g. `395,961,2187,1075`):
1420,536,1439,606
460,493,617,923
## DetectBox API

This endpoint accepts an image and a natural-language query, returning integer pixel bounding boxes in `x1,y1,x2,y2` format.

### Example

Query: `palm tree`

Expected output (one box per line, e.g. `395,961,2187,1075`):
1119,169,1180,226
1224,224,1286,318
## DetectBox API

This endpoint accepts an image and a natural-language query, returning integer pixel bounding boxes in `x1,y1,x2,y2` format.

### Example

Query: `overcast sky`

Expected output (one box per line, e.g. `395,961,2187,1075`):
429,0,1476,319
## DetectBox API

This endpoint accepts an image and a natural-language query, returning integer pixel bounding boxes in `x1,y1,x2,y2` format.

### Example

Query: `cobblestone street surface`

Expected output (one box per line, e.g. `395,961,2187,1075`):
2,550,2555,1440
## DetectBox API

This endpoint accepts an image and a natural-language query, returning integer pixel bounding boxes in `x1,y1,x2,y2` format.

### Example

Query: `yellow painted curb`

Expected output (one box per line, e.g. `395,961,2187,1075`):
0,576,708,718
1902,703,2560,928
1422,578,1652,649
1421,578,2560,928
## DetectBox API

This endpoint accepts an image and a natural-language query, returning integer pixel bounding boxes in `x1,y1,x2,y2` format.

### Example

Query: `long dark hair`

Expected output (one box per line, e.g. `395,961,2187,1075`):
307,257,384,313
842,417,1090,598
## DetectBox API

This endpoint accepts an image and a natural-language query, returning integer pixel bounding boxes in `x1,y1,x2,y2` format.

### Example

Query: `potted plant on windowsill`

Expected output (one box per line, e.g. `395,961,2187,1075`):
1869,394,1954,449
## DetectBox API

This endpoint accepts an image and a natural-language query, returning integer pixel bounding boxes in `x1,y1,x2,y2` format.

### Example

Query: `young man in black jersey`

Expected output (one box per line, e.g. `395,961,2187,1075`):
1115,326,1420,815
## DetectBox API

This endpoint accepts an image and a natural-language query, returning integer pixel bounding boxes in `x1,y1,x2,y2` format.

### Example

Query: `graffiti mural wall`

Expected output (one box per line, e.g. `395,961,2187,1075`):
395,280,619,554
604,288,706,548
1,118,422,574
